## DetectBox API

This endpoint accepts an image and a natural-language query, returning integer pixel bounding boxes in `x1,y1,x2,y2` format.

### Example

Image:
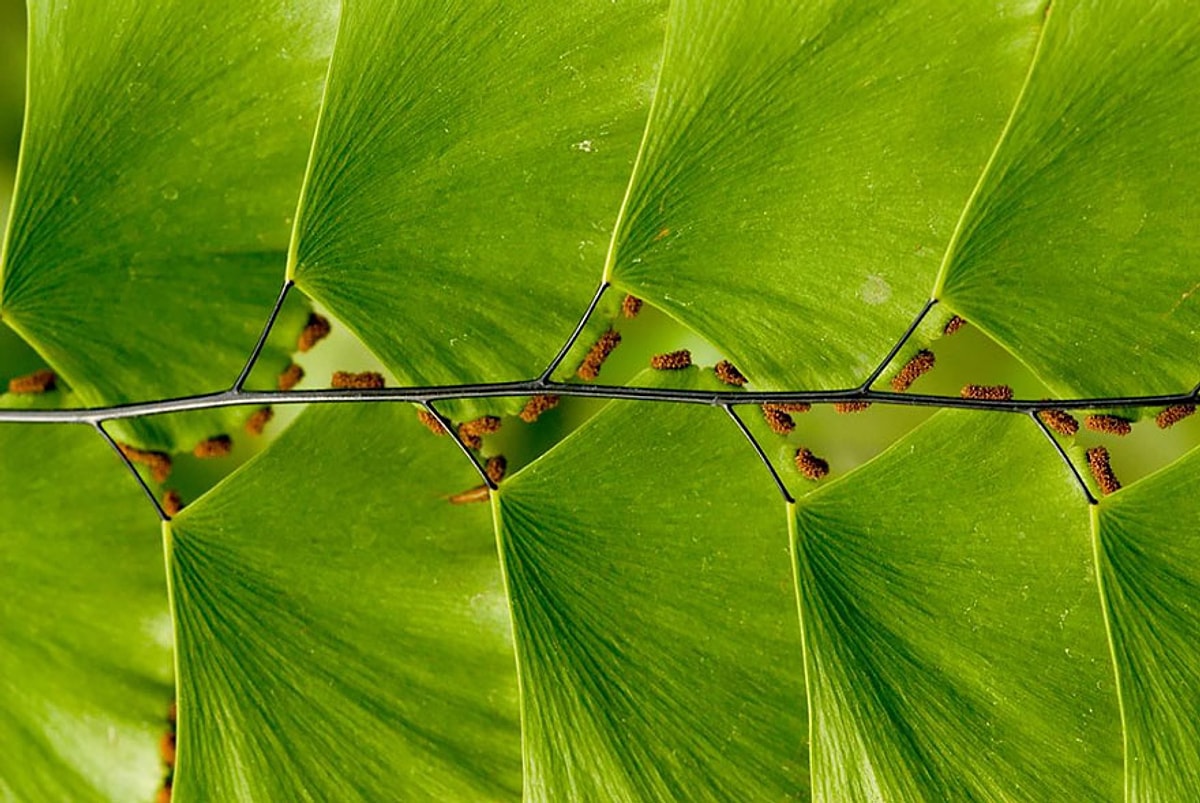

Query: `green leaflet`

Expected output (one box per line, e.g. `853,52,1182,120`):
936,0,1200,398
605,1,1042,389
166,403,521,802
792,410,1122,800
0,1,336,449
497,392,808,801
0,420,171,802
290,0,668,401
1093,445,1200,801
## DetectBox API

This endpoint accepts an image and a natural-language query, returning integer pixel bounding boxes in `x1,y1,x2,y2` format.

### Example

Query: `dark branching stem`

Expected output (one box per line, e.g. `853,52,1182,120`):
232,280,294,392
93,421,171,520
537,281,610,384
1030,412,1098,505
422,401,496,490
723,404,795,504
858,298,938,391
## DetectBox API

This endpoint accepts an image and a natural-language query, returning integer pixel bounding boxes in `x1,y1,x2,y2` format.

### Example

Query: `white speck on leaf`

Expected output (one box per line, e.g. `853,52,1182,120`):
858,273,891,305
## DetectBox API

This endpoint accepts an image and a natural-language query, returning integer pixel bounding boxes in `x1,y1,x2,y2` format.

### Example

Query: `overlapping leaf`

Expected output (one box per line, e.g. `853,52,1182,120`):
0,420,171,802
290,0,668,395
935,0,1200,398
166,404,521,801
1093,444,1200,801
0,0,337,449
792,410,1122,800
497,387,808,800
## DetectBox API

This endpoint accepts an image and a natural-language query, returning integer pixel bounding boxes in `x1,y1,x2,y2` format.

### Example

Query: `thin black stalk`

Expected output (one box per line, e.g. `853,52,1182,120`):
536,281,610,384
1029,412,1097,505
93,421,171,520
0,382,1196,425
422,401,496,490
723,404,794,504
231,279,294,391
858,298,938,391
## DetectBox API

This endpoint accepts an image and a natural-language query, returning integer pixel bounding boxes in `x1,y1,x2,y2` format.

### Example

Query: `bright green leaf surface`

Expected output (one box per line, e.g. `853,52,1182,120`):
497,393,808,801
291,1,667,390
0,1,336,448
167,404,521,802
0,421,171,802
605,1,1042,389
1094,445,1200,801
937,0,1200,397
792,411,1122,800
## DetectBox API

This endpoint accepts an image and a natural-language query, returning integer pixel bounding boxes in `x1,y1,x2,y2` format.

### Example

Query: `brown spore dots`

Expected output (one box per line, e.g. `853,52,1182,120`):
1084,414,1132,437
519,394,560,423
162,490,184,517
277,362,305,391
1087,446,1121,496
833,401,872,414
416,409,447,435
8,368,56,394
1038,409,1079,437
296,312,331,352
448,485,491,505
193,435,233,459
650,350,692,370
457,424,483,451
761,404,795,435
943,316,966,336
576,328,621,380
118,443,173,483
331,371,385,390
890,349,935,393
621,294,643,319
766,402,811,414
244,406,274,436
460,416,502,437
794,448,829,481
485,455,507,485
1155,404,1196,430
713,360,747,387
960,384,1013,401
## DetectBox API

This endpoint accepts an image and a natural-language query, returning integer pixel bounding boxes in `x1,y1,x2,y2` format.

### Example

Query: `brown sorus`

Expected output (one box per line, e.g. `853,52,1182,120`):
159,731,176,766
457,425,483,451
416,409,447,435
761,405,795,435
1087,446,1121,496
713,360,747,387
765,402,811,414
193,435,233,459
156,786,172,803
244,406,274,436
1085,414,1132,437
485,455,507,485
460,416,502,437
890,349,936,393
960,384,1013,401
296,313,331,352
7,368,56,394
621,294,643,319
519,394,560,423
118,443,173,483
650,349,692,370
794,448,830,481
448,485,490,504
833,401,872,414
576,329,621,381
162,490,184,517
331,371,385,390
167,702,177,726
1155,404,1196,430
1038,409,1079,437
943,316,966,336
277,362,304,391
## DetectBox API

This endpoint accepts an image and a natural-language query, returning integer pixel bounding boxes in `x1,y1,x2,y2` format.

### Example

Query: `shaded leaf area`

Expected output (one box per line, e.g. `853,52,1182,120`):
0,419,171,802
0,0,336,449
497,392,808,801
291,0,667,403
1094,444,1200,801
606,0,1041,389
937,0,1200,398
167,403,521,802
792,411,1122,801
